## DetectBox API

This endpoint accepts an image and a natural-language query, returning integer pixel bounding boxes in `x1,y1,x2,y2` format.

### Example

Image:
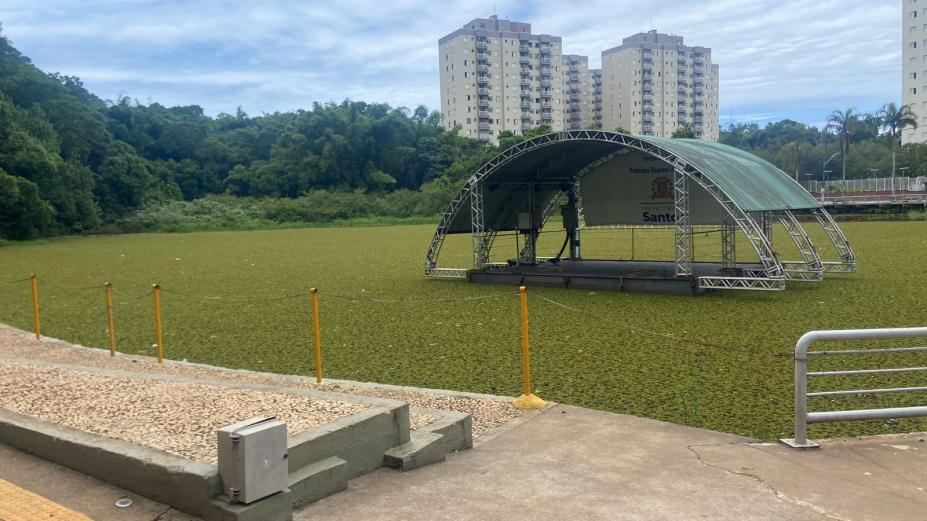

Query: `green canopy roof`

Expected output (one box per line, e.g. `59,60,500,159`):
441,131,821,233
639,135,820,212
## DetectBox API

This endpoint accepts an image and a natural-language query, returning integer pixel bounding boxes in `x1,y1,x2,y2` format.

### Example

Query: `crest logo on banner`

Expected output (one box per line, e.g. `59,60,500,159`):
651,176,673,200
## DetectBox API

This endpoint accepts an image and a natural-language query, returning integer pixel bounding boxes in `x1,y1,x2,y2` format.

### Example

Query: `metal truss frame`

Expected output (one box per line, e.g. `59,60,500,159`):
673,168,693,277
721,211,737,270
423,130,820,291
812,208,857,273
776,209,824,282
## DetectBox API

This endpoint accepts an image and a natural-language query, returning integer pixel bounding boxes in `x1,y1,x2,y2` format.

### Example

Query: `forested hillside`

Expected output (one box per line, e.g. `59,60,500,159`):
0,27,502,239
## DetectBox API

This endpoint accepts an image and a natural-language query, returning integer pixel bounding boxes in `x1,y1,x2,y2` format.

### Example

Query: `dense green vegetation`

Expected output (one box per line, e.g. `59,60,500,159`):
0,26,508,239
2,24,924,241
720,104,923,183
1,221,925,440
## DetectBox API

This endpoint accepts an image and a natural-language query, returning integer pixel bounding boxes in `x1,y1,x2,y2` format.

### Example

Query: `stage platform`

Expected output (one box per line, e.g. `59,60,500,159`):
468,259,765,295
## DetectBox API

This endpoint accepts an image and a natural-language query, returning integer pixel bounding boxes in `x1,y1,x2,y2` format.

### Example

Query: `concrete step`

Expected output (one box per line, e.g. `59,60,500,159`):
208,489,292,521
287,456,348,509
383,431,446,471
412,408,473,453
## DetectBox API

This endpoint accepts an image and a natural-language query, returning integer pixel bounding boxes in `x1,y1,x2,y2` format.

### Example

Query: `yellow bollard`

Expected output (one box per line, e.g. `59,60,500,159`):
309,288,323,384
152,284,164,364
30,274,41,340
513,286,547,410
104,283,116,356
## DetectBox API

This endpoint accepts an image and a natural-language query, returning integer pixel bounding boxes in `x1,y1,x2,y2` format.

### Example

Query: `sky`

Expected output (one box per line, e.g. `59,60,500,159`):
0,0,902,128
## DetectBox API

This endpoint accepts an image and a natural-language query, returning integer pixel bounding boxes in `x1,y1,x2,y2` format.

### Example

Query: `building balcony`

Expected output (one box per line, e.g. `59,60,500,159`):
540,67,551,74
642,62,653,70
519,42,530,51
477,75,491,82
540,56,551,64
540,79,551,86
478,110,491,118
476,40,488,50
541,101,552,108
643,124,654,133
642,92,653,101
520,99,532,108
520,77,531,86
476,52,489,61
478,122,492,130
478,97,490,107
477,63,490,72
478,87,491,95
520,67,532,74
541,118,553,125
520,55,530,64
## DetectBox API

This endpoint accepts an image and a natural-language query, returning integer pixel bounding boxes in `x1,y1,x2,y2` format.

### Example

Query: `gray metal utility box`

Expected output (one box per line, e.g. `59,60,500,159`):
217,416,288,504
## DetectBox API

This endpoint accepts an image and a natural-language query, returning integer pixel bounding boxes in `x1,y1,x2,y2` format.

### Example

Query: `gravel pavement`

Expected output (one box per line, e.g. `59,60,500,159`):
0,324,522,438
0,359,366,464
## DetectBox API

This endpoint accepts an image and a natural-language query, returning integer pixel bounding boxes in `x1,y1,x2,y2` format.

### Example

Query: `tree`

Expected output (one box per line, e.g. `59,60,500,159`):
672,123,695,138
614,127,631,134
878,102,918,178
825,108,857,182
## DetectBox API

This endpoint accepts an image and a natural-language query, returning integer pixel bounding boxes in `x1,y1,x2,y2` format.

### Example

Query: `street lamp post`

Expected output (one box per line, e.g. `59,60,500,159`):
898,166,910,200
823,152,840,202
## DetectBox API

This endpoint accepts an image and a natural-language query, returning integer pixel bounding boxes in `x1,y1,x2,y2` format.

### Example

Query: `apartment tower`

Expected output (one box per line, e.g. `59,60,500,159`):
562,55,596,129
591,68,603,128
902,0,927,144
438,16,565,144
601,30,719,140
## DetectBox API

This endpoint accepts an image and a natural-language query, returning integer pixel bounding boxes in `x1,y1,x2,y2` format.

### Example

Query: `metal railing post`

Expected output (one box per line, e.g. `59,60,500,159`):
793,343,808,446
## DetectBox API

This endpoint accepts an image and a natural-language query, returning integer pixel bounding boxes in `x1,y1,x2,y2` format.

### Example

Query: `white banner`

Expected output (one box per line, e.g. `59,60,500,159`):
580,149,723,226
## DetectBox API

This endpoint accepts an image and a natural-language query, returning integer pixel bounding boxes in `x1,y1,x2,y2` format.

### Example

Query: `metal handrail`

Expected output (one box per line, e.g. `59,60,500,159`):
784,327,927,448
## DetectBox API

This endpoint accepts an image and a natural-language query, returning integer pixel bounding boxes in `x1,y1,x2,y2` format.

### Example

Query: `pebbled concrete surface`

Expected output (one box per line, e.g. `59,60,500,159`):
298,404,927,521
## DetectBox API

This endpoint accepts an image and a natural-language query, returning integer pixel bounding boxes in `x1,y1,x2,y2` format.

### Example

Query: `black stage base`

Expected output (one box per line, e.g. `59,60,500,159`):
468,259,763,295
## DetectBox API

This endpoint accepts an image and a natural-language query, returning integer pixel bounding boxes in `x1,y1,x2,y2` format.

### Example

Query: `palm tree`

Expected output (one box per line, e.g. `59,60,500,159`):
878,102,918,178
825,108,857,183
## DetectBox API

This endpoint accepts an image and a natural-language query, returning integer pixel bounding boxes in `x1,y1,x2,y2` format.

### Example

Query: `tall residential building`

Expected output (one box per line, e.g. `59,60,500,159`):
438,16,565,144
591,69,603,128
601,30,719,140
902,0,927,144
562,55,596,129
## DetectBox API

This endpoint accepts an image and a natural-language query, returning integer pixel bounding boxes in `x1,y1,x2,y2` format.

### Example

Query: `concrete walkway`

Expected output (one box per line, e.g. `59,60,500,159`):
299,404,927,521
0,442,197,520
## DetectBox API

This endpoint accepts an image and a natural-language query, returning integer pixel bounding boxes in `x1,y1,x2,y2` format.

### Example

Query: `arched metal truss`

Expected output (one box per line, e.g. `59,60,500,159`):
424,130,855,291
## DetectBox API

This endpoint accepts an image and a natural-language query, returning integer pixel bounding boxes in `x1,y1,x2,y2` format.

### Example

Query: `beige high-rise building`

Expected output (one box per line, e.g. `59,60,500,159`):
438,16,565,144
902,0,927,144
562,55,596,129
601,30,719,140
591,68,602,128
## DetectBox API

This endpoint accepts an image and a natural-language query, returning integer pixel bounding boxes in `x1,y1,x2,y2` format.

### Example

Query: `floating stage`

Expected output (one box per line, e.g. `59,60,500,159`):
424,131,856,294
468,259,767,295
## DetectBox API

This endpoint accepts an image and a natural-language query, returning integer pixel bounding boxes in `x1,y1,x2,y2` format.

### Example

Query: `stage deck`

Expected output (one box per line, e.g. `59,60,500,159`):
469,259,765,295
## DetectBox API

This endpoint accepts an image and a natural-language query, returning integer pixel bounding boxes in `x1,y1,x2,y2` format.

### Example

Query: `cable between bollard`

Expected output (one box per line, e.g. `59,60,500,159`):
158,287,304,302
532,293,788,357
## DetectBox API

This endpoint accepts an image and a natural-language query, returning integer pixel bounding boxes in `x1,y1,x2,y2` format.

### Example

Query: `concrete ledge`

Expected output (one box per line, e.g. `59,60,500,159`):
288,405,408,478
0,409,220,516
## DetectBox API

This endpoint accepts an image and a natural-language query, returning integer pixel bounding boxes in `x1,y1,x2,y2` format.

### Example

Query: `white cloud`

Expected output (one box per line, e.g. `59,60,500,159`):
0,0,902,124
